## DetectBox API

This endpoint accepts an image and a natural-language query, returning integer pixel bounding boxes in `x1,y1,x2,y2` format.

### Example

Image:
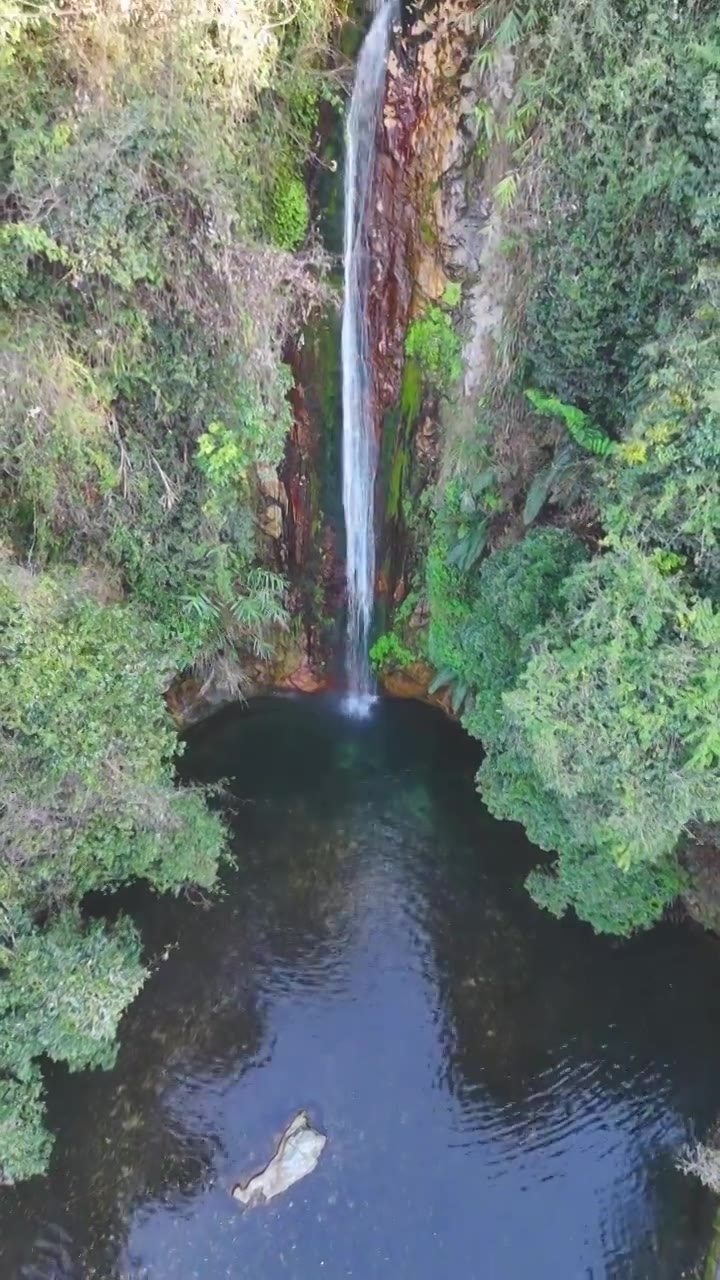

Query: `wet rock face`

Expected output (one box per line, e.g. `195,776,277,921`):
380,658,450,710
281,351,317,577
367,0,477,426
369,0,481,613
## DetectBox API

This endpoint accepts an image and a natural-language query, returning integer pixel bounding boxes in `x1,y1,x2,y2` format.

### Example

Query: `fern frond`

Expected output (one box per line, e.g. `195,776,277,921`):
525,388,616,456
494,172,519,210
428,667,456,695
495,9,522,49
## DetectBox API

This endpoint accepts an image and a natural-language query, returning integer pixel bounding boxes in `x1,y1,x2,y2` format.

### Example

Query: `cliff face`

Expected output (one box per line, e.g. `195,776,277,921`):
360,0,520,688
170,0,505,721
237,1,486,696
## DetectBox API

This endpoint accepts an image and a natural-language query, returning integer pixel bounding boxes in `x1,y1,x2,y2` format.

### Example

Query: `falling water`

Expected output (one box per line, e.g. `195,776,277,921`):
341,0,397,713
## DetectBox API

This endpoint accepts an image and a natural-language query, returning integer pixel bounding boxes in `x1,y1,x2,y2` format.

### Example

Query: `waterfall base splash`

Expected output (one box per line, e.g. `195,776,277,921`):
342,690,378,719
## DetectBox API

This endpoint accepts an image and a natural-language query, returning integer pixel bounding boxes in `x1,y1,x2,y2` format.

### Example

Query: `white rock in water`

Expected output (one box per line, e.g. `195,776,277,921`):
232,1110,327,1207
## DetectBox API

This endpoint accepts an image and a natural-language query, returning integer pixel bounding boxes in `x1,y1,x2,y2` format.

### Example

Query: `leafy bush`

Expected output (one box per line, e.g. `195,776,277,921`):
427,490,481,682
457,528,586,742
0,569,225,901
0,915,145,1080
525,846,686,937
405,306,462,391
418,0,719,939
599,299,720,592
369,630,415,673
523,0,719,426
525,389,615,456
0,1070,53,1186
492,547,719,932
0,0,336,1185
268,171,310,250
0,563,227,1180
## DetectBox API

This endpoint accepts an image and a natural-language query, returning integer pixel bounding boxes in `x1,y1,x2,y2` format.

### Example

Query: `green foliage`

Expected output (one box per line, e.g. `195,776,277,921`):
0,0,329,585
427,487,481,682
489,545,712,936
599,298,720,591
442,281,462,308
0,1068,52,1185
268,171,310,250
0,569,225,907
523,0,720,426
0,914,145,1080
419,0,719,939
0,0,336,1185
494,171,520,211
405,306,462,391
525,389,615,456
525,847,686,937
196,422,249,489
0,563,227,1181
369,630,414,673
0,326,116,558
195,388,287,494
502,546,720,883
522,442,580,525
457,529,587,743
447,521,489,573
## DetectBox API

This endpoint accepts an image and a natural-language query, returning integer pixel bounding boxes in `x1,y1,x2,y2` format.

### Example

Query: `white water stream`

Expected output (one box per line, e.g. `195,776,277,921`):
341,0,397,712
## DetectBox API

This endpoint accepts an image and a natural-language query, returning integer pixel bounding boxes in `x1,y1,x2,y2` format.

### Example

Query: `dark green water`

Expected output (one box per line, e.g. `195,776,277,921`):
2,695,720,1278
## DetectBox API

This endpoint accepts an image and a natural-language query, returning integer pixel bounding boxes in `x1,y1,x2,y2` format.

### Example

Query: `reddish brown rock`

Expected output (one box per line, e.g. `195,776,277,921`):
366,0,476,429
276,655,328,695
379,660,451,714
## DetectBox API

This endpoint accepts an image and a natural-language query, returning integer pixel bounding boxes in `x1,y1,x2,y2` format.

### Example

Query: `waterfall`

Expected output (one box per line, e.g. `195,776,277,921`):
341,0,397,714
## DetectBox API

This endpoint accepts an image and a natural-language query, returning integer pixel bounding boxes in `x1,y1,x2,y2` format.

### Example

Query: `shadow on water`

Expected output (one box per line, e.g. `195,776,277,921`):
2,695,720,1278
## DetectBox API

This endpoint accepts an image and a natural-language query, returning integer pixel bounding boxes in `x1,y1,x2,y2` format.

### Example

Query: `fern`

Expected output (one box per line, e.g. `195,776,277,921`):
495,8,523,48
428,667,470,715
181,593,220,622
525,388,616,456
447,521,489,573
494,172,519,210
230,569,288,656
523,442,579,524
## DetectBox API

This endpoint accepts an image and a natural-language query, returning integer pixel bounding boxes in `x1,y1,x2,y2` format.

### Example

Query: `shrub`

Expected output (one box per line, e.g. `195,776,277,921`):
599,299,720,592
525,846,685,937
405,306,462,390
457,528,586,743
0,0,337,1186
499,547,719,931
0,564,227,1179
369,631,414,673
268,172,310,250
524,0,718,426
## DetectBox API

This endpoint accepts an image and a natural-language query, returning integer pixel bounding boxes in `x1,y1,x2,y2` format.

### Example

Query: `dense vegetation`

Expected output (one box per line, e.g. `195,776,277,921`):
0,0,336,1182
422,0,720,935
1,0,718,1188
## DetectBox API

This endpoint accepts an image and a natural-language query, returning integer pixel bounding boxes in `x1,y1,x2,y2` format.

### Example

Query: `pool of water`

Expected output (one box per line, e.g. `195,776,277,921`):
2,695,720,1278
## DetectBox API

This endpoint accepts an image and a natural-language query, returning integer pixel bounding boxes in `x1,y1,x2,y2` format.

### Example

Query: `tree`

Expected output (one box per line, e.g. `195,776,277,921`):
0,565,227,1180
457,528,586,743
494,546,718,930
599,296,720,592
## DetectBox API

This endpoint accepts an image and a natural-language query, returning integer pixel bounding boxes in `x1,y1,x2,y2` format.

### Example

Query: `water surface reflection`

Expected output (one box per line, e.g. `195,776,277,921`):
1,695,719,1278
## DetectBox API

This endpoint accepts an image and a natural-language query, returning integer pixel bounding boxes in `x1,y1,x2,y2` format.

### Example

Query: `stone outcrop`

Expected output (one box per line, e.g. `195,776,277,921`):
367,0,478,425
232,1111,327,1208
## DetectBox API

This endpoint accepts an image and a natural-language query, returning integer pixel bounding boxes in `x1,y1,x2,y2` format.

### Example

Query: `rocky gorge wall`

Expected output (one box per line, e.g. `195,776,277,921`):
169,0,506,723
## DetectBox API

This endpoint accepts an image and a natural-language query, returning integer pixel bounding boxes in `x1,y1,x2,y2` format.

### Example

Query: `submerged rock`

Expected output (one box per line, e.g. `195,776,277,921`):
232,1111,327,1208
